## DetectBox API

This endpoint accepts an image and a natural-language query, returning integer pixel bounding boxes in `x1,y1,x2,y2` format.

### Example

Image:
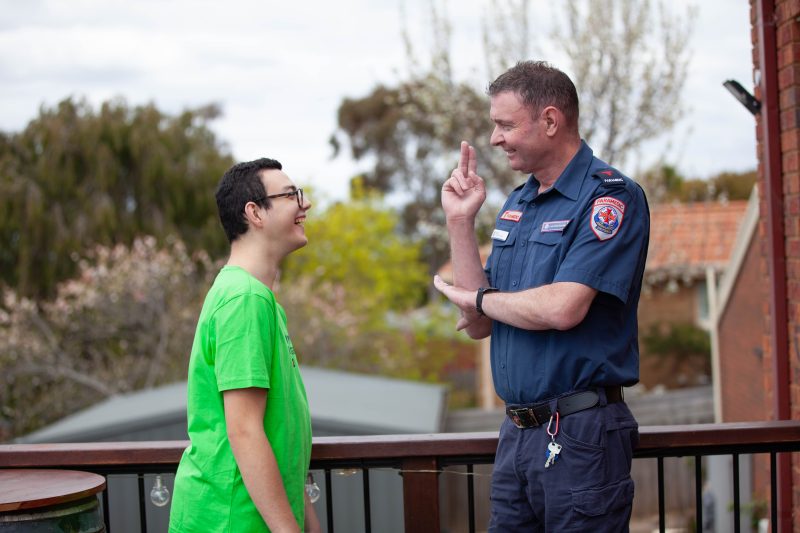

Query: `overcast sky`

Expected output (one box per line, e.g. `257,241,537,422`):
0,0,757,203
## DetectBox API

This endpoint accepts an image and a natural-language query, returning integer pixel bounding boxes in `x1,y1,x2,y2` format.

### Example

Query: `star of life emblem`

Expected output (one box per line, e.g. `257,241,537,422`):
591,196,625,241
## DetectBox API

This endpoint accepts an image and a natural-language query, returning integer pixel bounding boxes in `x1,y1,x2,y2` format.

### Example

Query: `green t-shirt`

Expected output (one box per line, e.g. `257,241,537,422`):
169,266,312,533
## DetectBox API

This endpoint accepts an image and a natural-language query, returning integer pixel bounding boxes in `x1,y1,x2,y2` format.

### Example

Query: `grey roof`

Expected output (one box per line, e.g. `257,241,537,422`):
18,367,447,443
18,381,188,443
302,367,447,435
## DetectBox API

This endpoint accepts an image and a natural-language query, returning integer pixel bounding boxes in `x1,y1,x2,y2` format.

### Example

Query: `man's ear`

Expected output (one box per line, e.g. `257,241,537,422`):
243,201,265,229
542,106,560,137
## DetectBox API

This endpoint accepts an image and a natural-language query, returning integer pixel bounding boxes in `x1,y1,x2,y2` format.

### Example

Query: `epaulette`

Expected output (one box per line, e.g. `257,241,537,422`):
592,168,627,189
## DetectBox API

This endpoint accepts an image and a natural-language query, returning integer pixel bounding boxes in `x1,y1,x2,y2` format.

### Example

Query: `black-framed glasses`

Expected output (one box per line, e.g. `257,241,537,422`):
264,188,304,208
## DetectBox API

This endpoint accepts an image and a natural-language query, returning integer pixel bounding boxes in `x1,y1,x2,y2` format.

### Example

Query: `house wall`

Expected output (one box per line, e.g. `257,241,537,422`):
749,0,800,526
718,235,771,506
719,240,768,424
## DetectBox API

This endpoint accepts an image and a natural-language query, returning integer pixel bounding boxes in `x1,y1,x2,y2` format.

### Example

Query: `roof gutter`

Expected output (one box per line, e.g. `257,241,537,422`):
756,0,791,529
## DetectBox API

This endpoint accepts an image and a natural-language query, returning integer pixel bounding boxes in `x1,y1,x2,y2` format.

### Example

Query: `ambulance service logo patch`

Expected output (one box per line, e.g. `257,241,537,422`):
591,196,625,241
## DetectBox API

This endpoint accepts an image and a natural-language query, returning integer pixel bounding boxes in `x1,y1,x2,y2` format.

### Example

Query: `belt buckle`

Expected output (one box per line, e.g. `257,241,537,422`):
508,407,539,429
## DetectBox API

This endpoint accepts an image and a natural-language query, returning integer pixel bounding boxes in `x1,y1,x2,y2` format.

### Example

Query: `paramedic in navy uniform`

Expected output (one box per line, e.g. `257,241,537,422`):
434,60,650,532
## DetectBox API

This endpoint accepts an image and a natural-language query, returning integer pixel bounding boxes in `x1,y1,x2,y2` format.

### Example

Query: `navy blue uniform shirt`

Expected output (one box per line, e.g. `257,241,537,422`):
485,141,650,405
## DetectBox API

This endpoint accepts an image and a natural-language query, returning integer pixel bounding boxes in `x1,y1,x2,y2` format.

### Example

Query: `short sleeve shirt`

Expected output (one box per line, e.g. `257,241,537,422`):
485,142,650,405
169,266,312,533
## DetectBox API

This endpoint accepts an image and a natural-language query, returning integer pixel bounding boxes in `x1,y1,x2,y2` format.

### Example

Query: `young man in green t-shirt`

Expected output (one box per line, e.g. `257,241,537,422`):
169,158,320,533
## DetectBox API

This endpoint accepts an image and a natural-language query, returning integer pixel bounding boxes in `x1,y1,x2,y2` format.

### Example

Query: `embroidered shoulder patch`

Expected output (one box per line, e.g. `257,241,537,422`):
593,168,626,189
590,197,626,241
500,210,523,222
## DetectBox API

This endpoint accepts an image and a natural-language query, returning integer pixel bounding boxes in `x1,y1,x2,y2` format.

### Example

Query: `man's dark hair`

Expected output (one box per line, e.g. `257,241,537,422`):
215,157,282,243
488,60,580,131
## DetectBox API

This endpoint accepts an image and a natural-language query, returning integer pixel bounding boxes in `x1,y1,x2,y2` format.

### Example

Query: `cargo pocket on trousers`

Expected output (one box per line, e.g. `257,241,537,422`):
571,477,634,517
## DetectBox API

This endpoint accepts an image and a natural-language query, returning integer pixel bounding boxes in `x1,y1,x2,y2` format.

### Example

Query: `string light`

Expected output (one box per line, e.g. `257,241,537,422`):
149,475,171,507
305,473,321,503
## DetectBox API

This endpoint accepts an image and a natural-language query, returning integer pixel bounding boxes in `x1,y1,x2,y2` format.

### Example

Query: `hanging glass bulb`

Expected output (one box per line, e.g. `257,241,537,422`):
150,475,171,507
305,473,321,503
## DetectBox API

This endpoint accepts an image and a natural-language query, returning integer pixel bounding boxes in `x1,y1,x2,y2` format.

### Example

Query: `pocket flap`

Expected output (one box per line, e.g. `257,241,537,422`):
529,230,562,246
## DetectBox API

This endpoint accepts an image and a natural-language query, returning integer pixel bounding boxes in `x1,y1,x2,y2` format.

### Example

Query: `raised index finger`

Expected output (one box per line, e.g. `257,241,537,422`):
459,141,469,177
467,145,477,177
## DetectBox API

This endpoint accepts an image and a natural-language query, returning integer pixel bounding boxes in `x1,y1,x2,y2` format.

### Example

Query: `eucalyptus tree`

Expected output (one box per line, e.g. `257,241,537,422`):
0,97,234,298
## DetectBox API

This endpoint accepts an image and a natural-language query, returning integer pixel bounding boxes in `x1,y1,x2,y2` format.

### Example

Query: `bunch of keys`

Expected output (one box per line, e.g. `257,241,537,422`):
544,412,562,468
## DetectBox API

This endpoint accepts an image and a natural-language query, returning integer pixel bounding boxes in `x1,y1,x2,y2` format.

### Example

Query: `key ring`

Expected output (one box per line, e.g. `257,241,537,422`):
546,411,559,439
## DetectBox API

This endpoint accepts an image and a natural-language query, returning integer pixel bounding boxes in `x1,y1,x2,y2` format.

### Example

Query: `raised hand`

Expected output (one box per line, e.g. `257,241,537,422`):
441,141,486,221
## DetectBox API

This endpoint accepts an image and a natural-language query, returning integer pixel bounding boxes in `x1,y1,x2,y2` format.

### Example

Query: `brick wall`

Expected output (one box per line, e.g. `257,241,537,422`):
718,235,771,504
719,241,768,423
749,0,800,528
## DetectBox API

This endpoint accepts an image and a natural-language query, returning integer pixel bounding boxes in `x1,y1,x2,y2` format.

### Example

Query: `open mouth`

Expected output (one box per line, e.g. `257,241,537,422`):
294,216,305,226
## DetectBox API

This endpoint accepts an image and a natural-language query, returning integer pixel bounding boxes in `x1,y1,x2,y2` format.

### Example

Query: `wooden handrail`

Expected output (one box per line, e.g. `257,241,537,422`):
3,421,800,533
2,421,800,469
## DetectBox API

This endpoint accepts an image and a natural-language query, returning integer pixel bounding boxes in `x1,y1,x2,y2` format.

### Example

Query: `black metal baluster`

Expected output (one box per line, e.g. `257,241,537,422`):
362,468,371,533
467,464,475,533
658,457,665,533
325,469,334,533
770,452,777,533
138,474,148,533
732,453,740,533
695,456,702,533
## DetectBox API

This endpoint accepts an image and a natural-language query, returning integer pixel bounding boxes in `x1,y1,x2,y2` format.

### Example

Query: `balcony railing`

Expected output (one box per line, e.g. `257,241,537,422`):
2,421,800,532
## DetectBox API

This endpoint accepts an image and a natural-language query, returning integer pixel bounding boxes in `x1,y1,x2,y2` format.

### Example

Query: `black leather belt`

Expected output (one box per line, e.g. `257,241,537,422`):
505,387,623,429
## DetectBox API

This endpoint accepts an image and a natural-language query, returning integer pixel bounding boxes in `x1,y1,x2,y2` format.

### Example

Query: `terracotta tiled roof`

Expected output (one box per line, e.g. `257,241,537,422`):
646,200,749,280
437,200,749,283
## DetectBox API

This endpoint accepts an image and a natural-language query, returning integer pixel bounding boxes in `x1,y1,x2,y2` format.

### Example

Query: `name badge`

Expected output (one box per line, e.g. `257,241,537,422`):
491,229,509,241
500,210,523,222
541,220,571,233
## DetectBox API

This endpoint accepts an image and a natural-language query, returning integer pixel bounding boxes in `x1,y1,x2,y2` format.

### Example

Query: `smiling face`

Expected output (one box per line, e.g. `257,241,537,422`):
489,91,549,175
258,169,311,254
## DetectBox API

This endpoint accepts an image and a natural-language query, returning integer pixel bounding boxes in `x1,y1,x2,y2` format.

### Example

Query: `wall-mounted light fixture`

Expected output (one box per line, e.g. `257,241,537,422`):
723,79,761,116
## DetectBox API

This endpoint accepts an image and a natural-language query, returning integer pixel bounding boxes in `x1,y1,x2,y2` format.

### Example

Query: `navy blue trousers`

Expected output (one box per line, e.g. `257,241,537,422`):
489,395,638,532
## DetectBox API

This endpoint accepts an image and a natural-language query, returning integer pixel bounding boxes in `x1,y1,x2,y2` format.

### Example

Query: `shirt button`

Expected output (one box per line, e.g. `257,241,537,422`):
501,363,506,369
521,242,526,247
512,281,517,286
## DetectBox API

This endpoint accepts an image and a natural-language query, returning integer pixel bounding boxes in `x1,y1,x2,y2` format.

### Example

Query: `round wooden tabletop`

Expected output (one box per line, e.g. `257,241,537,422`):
0,469,106,513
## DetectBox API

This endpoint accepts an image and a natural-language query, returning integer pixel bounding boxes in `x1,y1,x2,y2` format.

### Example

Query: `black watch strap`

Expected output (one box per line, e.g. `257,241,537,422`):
476,287,499,316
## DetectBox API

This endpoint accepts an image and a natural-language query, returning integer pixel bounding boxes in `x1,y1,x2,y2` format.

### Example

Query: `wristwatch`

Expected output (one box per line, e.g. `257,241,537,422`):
476,287,499,316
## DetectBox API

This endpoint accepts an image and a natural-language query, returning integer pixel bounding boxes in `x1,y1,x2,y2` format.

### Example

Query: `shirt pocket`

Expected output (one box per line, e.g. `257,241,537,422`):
524,231,563,287
488,227,518,288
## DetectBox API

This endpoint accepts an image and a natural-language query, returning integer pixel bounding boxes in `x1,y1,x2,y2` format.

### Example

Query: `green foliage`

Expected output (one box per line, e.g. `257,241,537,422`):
332,76,509,274
710,170,758,201
280,275,473,394
281,189,429,317
278,194,474,392
639,165,757,204
643,322,710,357
641,322,711,383
0,237,216,440
0,96,234,298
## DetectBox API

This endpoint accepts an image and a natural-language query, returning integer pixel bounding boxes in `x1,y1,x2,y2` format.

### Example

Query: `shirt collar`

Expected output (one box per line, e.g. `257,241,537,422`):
517,141,594,204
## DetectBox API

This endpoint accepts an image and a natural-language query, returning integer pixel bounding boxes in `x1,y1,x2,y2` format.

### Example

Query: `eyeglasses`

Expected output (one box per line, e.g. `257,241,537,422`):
263,188,304,208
